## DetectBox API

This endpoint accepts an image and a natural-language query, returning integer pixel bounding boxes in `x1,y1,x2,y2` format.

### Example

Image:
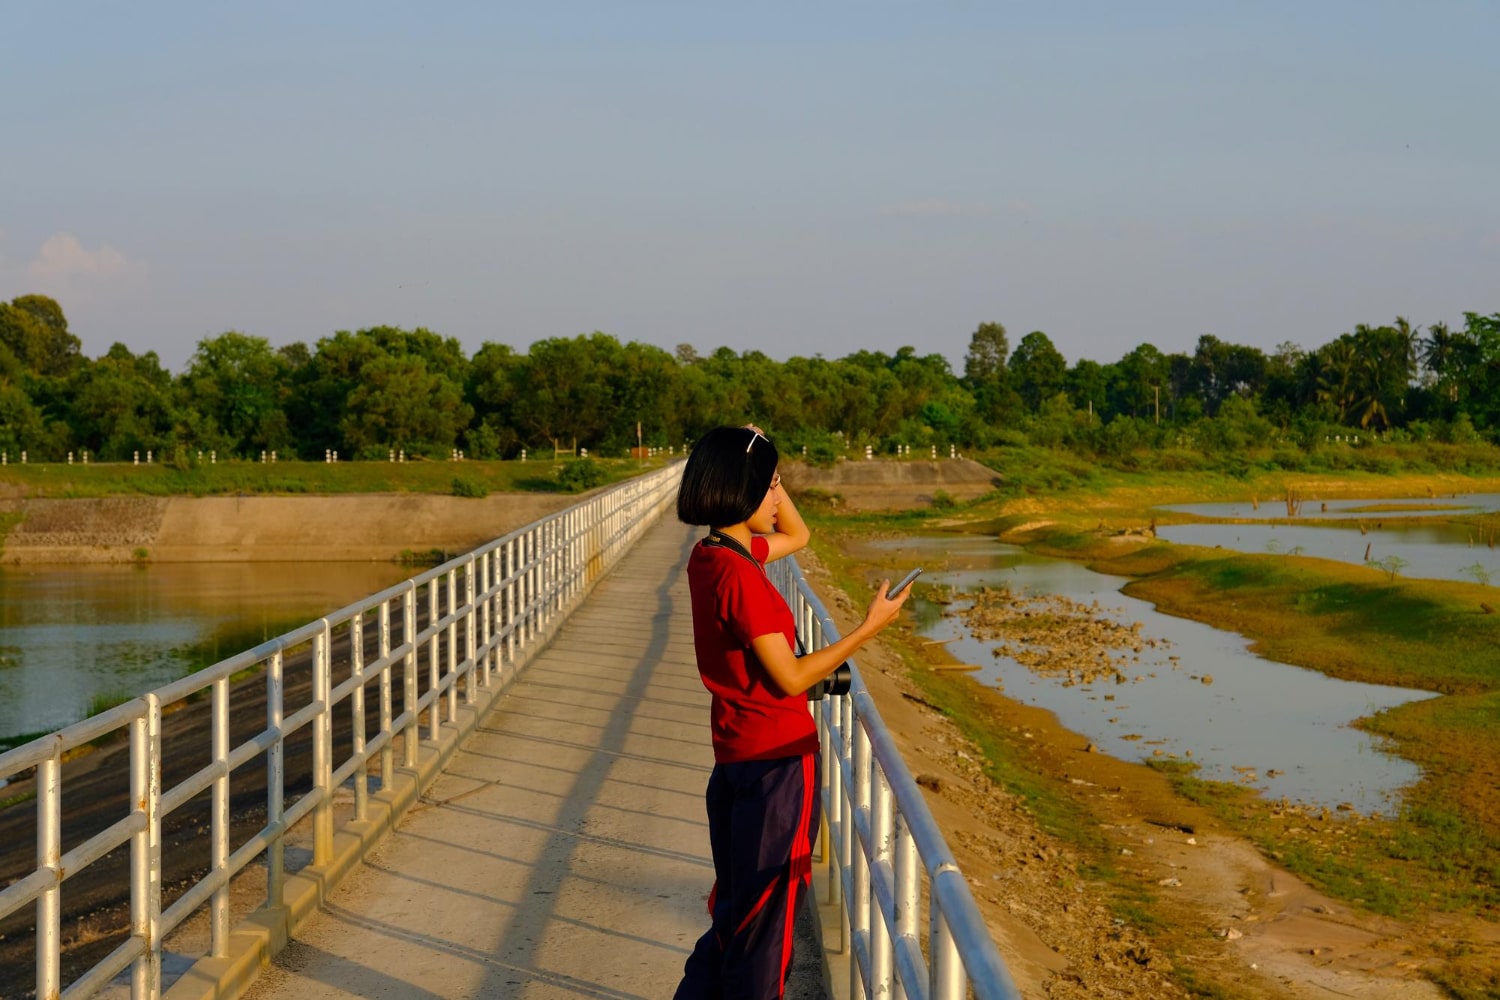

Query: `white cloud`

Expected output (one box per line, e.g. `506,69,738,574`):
15,233,149,318
27,233,140,282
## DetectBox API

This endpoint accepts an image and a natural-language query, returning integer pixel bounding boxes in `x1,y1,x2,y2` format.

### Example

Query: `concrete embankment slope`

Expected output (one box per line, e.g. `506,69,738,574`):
0,457,999,563
0,493,577,564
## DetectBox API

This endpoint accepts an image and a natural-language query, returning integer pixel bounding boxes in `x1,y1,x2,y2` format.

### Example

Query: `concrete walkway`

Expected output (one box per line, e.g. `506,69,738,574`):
241,517,827,999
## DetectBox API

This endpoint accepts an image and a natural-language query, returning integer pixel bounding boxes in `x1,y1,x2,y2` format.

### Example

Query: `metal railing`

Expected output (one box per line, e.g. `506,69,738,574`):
769,556,1024,1000
0,463,681,1000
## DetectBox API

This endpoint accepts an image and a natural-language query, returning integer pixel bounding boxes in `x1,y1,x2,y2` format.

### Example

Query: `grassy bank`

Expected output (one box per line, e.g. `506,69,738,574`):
0,455,669,499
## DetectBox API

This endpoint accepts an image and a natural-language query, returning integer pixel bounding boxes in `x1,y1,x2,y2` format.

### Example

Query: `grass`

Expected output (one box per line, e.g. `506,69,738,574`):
85,689,137,717
0,455,669,499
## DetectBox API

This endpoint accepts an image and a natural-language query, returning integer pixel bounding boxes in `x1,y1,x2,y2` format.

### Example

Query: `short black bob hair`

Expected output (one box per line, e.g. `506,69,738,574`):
677,426,779,527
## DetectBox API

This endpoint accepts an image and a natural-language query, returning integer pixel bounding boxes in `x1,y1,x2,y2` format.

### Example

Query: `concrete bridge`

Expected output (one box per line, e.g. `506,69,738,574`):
0,467,1017,1000
235,517,829,999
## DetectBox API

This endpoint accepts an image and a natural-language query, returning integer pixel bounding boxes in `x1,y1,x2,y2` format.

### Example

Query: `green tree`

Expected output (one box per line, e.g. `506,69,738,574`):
342,353,472,456
512,333,626,449
179,331,293,456
0,378,47,455
286,326,471,458
1108,344,1170,423
1008,331,1067,414
963,322,1020,425
0,295,82,378
466,342,525,457
65,344,178,459
1186,335,1268,416
1065,359,1111,420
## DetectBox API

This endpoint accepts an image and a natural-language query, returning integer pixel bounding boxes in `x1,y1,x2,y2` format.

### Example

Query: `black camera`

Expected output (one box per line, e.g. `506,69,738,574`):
808,661,852,701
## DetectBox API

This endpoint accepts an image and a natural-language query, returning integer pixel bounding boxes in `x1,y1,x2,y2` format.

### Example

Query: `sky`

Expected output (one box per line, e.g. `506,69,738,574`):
3,1,1497,374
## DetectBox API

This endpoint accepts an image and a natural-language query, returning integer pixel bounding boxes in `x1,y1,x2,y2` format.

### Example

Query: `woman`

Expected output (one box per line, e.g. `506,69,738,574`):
674,425,909,1000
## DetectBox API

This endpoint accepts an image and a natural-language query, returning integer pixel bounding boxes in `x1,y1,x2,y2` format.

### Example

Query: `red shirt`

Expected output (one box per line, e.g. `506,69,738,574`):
686,535,819,763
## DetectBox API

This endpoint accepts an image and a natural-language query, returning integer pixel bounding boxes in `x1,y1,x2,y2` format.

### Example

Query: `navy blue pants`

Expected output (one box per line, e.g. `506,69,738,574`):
675,752,821,1000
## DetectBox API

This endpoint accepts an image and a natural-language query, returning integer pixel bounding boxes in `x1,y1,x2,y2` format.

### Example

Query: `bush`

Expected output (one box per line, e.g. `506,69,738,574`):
556,457,606,493
451,476,488,498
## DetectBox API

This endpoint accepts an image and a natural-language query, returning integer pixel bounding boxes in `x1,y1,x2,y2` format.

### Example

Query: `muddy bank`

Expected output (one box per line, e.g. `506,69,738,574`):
0,493,578,564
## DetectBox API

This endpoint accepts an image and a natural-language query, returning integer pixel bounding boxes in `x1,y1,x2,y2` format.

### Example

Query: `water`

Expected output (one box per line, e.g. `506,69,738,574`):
0,562,414,741
876,536,1436,814
1155,494,1500,585
1159,494,1500,522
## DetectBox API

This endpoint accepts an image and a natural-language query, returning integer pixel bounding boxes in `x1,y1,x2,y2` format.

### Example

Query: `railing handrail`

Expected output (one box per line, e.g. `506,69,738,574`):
0,463,682,1000
769,556,1023,1000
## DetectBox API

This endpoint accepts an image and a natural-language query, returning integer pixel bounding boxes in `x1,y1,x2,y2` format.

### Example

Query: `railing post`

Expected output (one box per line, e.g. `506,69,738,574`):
836,675,852,942
128,699,158,1000
895,811,918,1000
403,585,419,767
38,745,60,999
352,612,368,822
524,530,536,648
313,622,333,865
428,579,441,740
212,677,231,956
267,650,286,906
506,538,518,666
446,569,460,718
851,722,871,997
872,767,895,995
471,554,489,689
379,600,394,790
931,883,964,1000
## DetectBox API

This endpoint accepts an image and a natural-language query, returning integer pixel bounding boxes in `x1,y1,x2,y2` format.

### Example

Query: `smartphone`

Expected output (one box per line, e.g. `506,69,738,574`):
888,567,923,598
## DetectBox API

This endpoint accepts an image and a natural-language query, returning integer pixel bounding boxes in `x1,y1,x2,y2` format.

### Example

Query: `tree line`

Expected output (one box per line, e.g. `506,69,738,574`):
2,293,1498,464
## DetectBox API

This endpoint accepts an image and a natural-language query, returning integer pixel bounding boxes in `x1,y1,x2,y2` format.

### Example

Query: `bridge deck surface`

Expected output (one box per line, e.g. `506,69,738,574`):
242,517,826,999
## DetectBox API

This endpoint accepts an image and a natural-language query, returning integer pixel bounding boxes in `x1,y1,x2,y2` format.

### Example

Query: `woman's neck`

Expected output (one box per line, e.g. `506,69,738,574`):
712,523,753,550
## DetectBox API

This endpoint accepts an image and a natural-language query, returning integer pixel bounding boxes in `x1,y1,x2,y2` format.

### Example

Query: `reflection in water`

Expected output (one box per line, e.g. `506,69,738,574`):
872,535,1436,814
0,562,415,740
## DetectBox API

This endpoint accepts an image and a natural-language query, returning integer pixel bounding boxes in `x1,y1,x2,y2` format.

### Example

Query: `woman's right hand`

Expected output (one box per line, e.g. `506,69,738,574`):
861,579,910,635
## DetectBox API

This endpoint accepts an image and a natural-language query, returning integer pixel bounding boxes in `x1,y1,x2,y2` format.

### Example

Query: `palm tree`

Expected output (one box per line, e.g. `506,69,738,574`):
1422,322,1462,403
1315,339,1359,423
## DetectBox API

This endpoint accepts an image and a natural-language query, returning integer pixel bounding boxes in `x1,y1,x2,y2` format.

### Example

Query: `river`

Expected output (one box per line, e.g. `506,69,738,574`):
0,561,414,741
875,532,1441,815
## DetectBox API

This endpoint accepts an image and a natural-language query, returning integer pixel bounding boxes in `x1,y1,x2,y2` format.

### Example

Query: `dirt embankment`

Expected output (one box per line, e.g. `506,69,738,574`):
0,493,578,564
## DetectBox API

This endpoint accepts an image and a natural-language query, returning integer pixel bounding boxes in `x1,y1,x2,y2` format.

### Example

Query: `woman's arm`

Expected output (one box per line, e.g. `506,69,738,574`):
749,579,907,696
761,484,810,563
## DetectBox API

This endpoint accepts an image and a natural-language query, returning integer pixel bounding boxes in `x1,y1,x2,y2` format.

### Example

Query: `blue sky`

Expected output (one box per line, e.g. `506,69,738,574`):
3,2,1496,372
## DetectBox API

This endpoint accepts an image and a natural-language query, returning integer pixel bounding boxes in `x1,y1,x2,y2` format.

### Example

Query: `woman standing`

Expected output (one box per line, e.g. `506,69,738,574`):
674,425,909,999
